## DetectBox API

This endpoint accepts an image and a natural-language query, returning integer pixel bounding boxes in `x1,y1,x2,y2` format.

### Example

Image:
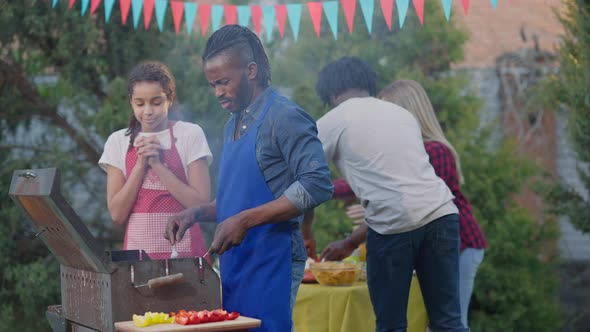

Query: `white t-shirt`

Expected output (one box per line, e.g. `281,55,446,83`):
317,97,457,235
98,121,213,177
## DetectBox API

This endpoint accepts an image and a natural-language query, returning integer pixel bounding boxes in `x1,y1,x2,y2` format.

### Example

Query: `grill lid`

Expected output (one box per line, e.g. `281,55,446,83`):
9,168,109,273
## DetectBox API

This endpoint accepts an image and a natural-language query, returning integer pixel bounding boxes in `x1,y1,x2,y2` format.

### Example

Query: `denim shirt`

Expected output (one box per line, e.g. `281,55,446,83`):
223,87,333,261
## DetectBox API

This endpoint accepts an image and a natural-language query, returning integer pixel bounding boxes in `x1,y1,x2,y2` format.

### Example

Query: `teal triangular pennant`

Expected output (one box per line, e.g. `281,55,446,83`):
211,5,224,32
359,0,374,34
286,4,302,41
81,0,89,16
104,0,115,22
155,0,167,32
442,0,452,21
397,0,409,28
237,5,251,27
262,5,275,42
185,3,197,35
323,1,338,40
132,0,143,29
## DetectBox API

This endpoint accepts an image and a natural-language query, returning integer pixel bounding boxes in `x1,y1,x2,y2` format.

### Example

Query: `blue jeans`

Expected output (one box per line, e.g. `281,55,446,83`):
290,260,305,332
459,248,484,328
366,214,467,332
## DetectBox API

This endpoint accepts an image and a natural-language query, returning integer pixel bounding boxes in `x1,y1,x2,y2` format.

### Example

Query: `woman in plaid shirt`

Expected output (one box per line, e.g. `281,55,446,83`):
380,80,487,328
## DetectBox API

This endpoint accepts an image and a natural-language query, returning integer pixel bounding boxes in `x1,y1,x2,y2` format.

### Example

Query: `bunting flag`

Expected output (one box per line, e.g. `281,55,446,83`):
237,5,251,27
262,5,275,41
250,5,262,35
184,2,197,34
441,0,451,21
170,0,184,34
380,0,394,30
413,0,424,25
324,1,338,39
81,0,90,16
307,2,323,38
359,0,374,34
104,0,115,22
199,4,211,36
120,0,131,25
155,0,167,32
143,0,155,29
275,5,288,38
461,0,469,15
90,0,101,14
225,5,237,25
56,0,488,41
341,0,356,34
131,0,143,29
286,4,302,40
490,0,497,9
396,0,409,28
211,5,224,31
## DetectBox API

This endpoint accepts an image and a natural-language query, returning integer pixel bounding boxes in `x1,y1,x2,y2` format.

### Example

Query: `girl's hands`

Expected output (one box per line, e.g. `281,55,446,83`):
135,136,162,169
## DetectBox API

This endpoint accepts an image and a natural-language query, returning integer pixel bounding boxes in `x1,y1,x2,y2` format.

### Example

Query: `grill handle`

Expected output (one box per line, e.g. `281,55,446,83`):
135,273,185,289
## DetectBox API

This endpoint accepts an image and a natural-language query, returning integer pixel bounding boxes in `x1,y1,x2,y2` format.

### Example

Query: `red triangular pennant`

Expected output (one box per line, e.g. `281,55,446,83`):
412,0,424,25
120,0,131,25
90,0,101,14
171,1,185,34
69,0,76,9
250,5,262,35
380,0,393,31
461,0,470,15
224,5,237,25
143,0,155,30
275,5,288,38
341,0,357,34
199,4,211,36
307,2,323,38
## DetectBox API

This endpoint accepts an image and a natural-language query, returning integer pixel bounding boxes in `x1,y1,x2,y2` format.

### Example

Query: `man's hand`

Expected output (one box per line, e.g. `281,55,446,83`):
208,213,250,255
320,238,355,261
347,204,365,225
304,237,317,260
165,207,198,245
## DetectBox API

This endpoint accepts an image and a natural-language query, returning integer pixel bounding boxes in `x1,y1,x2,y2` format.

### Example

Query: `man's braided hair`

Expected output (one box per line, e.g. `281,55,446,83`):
202,25,271,88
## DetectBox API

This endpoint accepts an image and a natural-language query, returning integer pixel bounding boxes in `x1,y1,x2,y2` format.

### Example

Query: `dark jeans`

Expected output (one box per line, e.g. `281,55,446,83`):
366,214,467,332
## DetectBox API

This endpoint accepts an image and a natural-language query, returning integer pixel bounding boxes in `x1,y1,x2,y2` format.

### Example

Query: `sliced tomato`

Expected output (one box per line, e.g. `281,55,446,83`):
188,313,200,325
170,312,176,317
208,311,220,322
175,315,189,325
227,312,240,320
197,311,209,323
216,310,228,321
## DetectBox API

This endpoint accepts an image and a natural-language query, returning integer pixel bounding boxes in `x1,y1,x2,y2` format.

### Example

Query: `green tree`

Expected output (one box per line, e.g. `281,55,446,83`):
541,0,590,234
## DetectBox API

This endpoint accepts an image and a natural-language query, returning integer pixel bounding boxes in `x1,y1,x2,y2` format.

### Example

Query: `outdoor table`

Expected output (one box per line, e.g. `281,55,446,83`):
293,275,427,332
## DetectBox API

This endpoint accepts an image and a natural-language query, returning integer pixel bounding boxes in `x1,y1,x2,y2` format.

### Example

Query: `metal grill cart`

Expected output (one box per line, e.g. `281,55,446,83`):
9,168,260,332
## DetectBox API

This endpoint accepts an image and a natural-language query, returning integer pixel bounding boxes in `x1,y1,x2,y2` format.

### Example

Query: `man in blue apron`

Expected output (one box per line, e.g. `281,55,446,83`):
165,25,333,332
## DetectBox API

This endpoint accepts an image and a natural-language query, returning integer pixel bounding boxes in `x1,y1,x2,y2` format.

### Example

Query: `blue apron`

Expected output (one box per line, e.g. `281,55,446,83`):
216,92,292,332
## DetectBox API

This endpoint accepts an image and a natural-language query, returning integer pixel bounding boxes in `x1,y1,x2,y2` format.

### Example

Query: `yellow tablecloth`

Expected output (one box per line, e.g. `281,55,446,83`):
294,276,427,332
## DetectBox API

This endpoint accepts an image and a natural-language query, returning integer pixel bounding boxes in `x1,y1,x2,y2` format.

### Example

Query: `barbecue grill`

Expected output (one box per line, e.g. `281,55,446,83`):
9,168,222,332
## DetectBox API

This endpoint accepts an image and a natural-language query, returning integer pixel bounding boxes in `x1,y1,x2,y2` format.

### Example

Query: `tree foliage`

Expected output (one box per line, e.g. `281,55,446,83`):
539,0,590,234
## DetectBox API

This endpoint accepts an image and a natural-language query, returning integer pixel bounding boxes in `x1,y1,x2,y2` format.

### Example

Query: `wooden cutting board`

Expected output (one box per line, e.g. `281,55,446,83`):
114,317,261,332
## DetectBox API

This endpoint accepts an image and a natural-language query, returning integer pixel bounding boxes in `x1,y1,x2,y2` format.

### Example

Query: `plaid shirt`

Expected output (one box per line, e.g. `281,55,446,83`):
332,141,487,251
424,141,487,251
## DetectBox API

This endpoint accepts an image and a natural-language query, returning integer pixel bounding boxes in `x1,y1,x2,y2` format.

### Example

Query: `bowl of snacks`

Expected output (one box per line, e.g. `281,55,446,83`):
309,261,362,286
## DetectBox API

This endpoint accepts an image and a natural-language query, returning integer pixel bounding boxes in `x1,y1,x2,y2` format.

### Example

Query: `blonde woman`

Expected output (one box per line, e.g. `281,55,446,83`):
379,79,487,329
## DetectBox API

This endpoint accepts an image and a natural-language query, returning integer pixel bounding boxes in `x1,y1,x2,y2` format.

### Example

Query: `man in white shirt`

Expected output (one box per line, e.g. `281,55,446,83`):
312,57,467,332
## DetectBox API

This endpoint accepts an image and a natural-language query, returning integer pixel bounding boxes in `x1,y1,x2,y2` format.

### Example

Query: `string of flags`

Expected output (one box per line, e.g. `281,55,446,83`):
50,0,501,41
